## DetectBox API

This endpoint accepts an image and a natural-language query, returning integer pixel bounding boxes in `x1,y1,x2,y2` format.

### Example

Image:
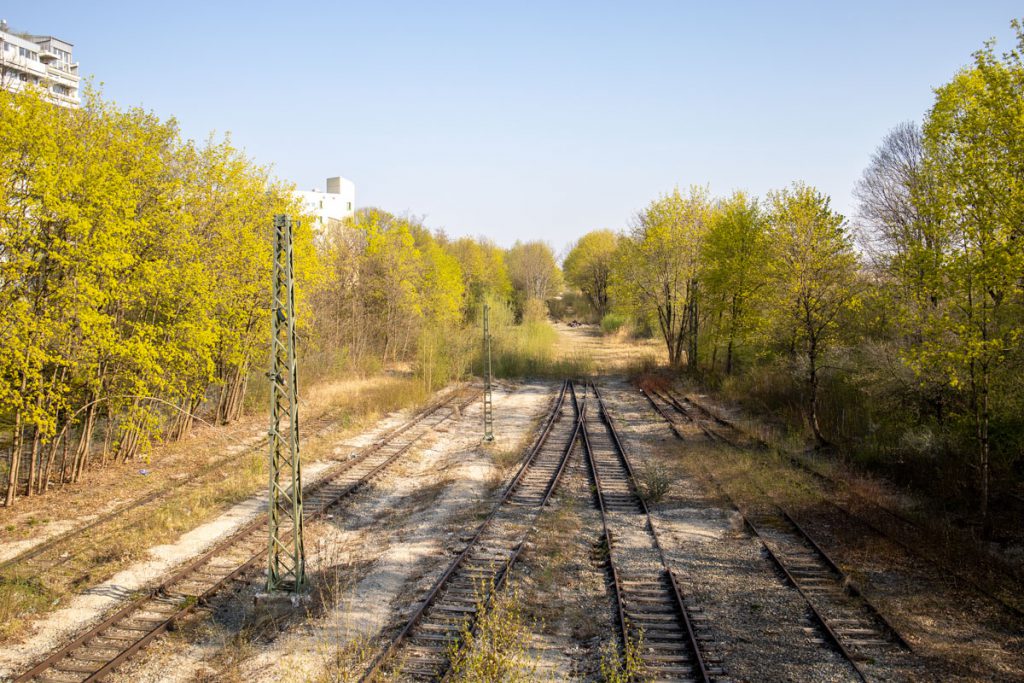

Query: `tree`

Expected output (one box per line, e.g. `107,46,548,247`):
0,86,316,504
446,236,512,315
612,187,711,369
505,241,561,317
563,229,618,318
765,183,860,448
701,192,766,374
913,22,1024,524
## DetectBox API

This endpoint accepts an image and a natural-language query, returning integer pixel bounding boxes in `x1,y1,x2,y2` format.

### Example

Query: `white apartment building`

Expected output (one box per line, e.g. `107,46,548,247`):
0,20,80,107
293,176,356,230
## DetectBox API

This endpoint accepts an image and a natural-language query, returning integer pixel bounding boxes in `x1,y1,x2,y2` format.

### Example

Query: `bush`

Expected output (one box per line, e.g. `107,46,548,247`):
636,463,672,504
446,579,538,682
600,312,627,335
490,318,593,379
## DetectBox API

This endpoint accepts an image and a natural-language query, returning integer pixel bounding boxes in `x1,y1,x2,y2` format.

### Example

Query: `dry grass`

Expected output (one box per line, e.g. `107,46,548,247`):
0,375,439,639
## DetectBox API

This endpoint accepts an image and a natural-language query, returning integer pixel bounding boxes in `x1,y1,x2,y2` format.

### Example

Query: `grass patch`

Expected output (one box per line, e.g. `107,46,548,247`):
0,575,55,639
600,312,627,335
491,319,593,379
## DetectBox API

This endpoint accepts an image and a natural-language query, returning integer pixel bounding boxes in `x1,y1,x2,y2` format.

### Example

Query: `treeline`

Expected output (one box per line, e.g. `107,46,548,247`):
0,84,566,507
0,87,316,505
312,210,563,388
565,24,1024,526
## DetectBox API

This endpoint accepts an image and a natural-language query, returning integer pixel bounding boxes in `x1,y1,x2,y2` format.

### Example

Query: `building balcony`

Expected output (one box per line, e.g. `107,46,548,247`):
46,64,79,84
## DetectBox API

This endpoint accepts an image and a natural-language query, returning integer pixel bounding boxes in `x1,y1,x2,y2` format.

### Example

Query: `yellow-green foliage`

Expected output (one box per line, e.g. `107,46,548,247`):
0,85,316,500
445,580,539,683
564,229,618,319
483,299,591,378
599,630,646,683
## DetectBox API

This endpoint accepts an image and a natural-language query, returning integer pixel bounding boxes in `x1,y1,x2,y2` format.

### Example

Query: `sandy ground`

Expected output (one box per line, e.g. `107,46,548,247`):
104,381,554,683
0,377,421,563
0,384,458,681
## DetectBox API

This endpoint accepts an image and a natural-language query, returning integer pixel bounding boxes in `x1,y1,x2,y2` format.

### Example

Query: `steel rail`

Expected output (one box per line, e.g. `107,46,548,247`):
664,386,1024,623
586,383,712,682
14,389,477,683
360,379,582,682
643,388,911,683
686,387,1024,618
1,385,470,577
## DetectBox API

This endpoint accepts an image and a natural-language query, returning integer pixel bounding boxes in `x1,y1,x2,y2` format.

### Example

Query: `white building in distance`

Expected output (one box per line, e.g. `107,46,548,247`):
293,176,356,230
0,20,80,107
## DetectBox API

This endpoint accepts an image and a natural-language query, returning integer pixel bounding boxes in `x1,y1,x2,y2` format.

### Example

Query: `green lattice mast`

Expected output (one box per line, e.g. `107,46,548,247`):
267,214,306,593
483,302,494,442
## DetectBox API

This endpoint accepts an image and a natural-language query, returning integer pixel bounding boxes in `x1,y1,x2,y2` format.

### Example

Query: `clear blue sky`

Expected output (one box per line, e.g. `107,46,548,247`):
6,2,1021,252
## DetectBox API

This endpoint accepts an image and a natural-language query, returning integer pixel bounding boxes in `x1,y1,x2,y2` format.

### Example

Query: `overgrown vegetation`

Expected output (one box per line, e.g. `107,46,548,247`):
445,579,540,682
562,23,1024,531
598,630,646,683
635,462,673,504
0,575,54,640
0,83,573,507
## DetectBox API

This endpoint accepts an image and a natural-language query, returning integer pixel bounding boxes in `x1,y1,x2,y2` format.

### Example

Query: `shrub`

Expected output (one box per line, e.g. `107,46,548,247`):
600,312,626,335
446,579,539,682
636,463,672,504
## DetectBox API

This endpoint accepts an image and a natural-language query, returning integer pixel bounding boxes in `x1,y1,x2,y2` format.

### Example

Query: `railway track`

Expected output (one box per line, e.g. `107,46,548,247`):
0,387,438,582
675,388,1024,622
360,380,580,682
643,388,912,682
13,388,478,683
583,384,717,683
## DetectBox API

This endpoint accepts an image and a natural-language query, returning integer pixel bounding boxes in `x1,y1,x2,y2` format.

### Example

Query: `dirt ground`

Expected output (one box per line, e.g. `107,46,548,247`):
5,324,1023,682
105,381,554,683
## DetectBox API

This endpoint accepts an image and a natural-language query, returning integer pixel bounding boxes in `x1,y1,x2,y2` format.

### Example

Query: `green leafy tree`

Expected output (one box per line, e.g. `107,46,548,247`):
505,241,562,317
765,183,860,448
612,187,712,369
563,229,618,318
701,192,767,374
914,22,1024,523
447,236,512,314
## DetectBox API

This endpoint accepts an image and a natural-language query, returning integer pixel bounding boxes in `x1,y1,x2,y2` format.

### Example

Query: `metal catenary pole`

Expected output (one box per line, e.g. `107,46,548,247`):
483,303,494,442
267,214,306,593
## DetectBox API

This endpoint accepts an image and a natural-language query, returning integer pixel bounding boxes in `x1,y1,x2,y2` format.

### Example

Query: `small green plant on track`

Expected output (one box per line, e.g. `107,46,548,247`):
445,577,540,682
635,462,673,504
599,628,646,683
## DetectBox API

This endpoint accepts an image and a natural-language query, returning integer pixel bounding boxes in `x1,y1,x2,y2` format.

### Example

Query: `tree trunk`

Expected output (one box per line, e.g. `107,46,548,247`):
4,371,28,506
72,401,98,482
41,430,62,493
686,285,699,374
808,339,829,449
977,365,990,533
5,411,24,507
26,425,40,498
168,396,198,441
726,294,739,375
